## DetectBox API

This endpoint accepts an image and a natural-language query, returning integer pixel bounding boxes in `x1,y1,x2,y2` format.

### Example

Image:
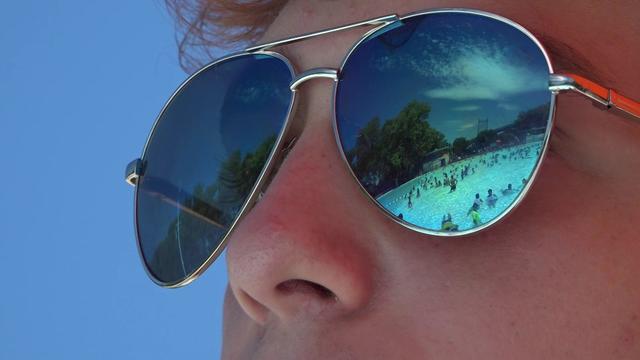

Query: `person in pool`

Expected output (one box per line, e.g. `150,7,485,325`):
161,1,640,359
487,189,498,208
468,203,482,227
441,213,459,231
474,192,484,207
502,183,515,195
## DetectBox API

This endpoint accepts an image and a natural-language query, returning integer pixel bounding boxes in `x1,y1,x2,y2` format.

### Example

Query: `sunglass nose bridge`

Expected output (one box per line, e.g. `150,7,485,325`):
290,68,339,91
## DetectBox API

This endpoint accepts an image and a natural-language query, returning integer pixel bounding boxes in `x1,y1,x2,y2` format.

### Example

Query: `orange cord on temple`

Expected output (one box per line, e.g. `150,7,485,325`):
610,90,640,118
564,73,640,119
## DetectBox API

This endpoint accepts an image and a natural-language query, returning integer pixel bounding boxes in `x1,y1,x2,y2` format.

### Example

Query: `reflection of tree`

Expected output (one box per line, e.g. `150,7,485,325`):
452,137,470,157
218,134,277,204
474,129,498,148
348,100,447,195
451,102,550,158
513,103,549,130
350,117,383,187
146,135,277,283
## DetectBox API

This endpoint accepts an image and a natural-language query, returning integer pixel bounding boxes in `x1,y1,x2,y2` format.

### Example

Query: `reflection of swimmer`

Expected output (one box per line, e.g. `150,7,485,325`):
441,213,459,231
468,203,481,226
416,188,420,198
501,183,514,195
486,189,498,208
473,193,483,207
408,197,413,209
449,177,457,193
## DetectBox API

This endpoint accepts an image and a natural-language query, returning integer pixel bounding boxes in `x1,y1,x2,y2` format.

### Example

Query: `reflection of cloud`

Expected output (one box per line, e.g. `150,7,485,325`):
239,86,262,103
452,105,480,112
235,81,289,104
497,103,518,111
424,48,544,100
457,122,476,131
371,22,547,102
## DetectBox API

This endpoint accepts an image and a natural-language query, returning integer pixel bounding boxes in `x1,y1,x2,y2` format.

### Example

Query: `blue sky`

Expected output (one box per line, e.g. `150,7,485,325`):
0,1,228,358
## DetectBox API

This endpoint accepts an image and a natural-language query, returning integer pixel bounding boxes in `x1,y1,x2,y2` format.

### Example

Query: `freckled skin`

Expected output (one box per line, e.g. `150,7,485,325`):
220,1,640,359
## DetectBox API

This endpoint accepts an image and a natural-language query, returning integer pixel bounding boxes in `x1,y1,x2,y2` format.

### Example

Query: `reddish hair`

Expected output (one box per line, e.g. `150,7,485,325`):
165,0,288,72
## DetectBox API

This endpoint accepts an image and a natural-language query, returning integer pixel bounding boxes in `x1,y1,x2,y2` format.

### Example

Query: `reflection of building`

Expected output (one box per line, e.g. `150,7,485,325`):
477,118,488,136
422,147,450,173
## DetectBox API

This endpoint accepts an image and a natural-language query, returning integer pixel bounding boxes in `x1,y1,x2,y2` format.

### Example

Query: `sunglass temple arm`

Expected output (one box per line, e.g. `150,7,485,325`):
549,74,640,122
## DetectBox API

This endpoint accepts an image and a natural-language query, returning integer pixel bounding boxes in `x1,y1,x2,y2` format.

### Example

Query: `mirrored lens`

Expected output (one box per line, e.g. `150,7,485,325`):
336,12,553,234
137,54,293,285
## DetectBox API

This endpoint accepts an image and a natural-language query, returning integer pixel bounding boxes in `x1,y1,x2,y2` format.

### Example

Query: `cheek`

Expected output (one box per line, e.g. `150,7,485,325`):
221,286,263,358
551,95,640,180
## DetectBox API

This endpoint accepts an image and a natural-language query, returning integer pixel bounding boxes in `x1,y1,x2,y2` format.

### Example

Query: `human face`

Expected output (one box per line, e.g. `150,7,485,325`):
222,1,640,359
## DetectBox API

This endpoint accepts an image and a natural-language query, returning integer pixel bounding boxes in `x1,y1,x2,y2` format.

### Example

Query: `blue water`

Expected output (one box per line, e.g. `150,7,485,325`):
377,142,543,232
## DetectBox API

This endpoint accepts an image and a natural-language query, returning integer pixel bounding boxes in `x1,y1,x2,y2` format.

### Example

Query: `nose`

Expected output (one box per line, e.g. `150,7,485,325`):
225,82,384,325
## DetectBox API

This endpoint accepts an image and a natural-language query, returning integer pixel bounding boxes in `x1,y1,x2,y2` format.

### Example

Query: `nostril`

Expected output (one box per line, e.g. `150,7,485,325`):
276,279,337,301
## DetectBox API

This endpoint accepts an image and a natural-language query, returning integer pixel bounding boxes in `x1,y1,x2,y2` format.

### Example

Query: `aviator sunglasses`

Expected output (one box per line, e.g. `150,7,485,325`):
125,9,640,287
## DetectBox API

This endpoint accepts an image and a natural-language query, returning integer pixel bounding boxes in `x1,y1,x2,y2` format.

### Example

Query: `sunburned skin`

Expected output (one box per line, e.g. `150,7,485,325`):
220,1,640,359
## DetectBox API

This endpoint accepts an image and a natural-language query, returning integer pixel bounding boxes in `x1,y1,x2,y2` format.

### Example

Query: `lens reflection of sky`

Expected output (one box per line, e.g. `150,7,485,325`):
147,55,292,195
338,12,552,146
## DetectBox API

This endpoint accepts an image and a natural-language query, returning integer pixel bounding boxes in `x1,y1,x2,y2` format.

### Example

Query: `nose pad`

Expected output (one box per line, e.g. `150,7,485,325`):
225,88,383,325
253,69,338,204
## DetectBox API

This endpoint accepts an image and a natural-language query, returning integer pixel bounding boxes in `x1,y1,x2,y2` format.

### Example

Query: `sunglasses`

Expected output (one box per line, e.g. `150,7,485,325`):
125,9,640,287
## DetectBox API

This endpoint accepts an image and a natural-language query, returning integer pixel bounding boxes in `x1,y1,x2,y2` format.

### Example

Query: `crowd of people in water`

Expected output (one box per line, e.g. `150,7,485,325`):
390,143,541,231
438,182,524,231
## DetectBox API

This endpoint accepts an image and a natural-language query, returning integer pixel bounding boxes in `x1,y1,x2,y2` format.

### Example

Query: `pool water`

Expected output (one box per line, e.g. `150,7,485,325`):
377,142,543,232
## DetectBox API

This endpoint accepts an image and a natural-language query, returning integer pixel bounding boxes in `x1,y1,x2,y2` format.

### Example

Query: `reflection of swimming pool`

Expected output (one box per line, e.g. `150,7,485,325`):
377,142,543,232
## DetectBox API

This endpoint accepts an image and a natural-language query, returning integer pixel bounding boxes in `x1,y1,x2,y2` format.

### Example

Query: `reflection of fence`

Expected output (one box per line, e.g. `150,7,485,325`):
496,131,521,145
140,176,227,230
526,133,545,143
